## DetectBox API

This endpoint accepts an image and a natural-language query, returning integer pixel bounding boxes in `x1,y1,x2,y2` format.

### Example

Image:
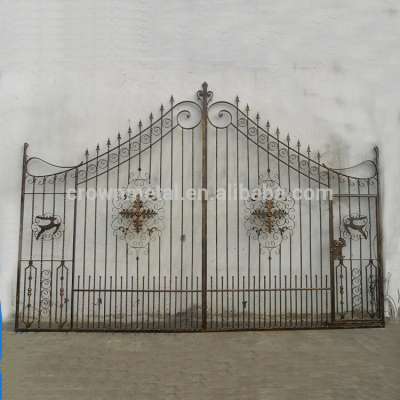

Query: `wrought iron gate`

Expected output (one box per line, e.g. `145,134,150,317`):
15,83,384,332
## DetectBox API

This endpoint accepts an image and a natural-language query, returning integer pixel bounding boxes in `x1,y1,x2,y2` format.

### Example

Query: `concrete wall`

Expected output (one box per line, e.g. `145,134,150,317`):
1,0,399,320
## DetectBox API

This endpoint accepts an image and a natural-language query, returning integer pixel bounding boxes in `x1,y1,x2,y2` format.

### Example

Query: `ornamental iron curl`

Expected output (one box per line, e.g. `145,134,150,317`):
111,172,164,252
244,174,295,251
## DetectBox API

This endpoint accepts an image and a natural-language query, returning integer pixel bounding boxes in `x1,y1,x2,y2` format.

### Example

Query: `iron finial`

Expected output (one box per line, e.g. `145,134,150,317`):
149,112,153,122
297,140,301,149
307,145,311,155
317,151,321,161
96,144,100,153
286,133,291,143
266,120,270,131
117,132,121,141
85,149,89,158
170,95,174,105
107,138,111,146
128,119,132,134
160,104,164,113
138,120,142,129
256,112,260,122
235,95,240,105
245,104,250,113
275,127,280,138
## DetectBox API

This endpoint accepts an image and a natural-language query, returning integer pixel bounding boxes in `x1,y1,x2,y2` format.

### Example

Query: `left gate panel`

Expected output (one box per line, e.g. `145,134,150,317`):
16,168,76,330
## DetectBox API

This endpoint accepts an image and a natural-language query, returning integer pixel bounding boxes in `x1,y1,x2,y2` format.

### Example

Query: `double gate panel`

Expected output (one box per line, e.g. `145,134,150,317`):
15,83,384,332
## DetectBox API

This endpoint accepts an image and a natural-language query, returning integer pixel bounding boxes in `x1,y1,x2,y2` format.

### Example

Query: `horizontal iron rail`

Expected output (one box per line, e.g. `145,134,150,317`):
332,194,377,198
15,321,384,333
72,287,331,293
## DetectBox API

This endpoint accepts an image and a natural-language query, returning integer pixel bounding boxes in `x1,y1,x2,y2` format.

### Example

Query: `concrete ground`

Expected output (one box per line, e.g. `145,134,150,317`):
2,322,400,400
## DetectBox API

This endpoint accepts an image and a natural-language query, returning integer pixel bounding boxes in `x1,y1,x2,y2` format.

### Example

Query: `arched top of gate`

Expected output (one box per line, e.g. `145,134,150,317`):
206,96,378,187
23,82,378,187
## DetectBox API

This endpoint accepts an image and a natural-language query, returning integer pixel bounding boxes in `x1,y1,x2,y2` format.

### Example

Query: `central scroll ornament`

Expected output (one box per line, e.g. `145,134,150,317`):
112,172,164,252
245,174,295,251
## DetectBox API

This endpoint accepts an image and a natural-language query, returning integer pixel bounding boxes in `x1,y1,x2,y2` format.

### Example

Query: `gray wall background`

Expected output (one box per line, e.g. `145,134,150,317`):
0,0,399,319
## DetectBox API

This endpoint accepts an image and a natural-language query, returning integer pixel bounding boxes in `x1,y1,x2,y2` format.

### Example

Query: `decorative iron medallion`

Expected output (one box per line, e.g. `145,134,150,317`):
341,214,369,240
245,174,295,251
111,172,164,252
32,214,64,240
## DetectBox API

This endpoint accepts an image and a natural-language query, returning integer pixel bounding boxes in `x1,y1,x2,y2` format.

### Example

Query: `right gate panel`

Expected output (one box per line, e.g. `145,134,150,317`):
330,170,383,323
206,101,332,330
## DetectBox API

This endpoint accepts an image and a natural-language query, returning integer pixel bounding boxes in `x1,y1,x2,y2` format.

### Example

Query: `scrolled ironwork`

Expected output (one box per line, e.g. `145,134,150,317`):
244,173,295,251
111,171,164,252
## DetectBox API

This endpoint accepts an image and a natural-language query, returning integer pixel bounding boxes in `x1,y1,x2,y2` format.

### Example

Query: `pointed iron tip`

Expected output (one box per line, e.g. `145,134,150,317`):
96,144,100,152
117,132,121,140
160,104,164,112
256,112,260,120
286,133,291,142
245,104,250,112
107,138,111,146
138,120,142,128
235,95,239,104
297,140,301,148
266,120,270,129
85,149,89,157
149,112,153,120
170,95,174,104
307,145,311,153
276,127,280,137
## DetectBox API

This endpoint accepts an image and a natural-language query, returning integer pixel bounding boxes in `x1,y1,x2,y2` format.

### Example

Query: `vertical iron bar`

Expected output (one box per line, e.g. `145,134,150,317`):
287,136,293,326
328,171,335,323
317,154,323,324
215,126,219,329
246,105,250,329
235,96,240,329
93,147,99,328
114,135,121,328
256,114,261,328
225,125,229,328
374,147,384,321
296,142,303,325
158,112,163,329
200,82,209,330
307,147,313,326
38,177,46,327
190,126,194,328
277,130,282,327
180,126,184,328
348,177,353,319
70,168,78,329
169,96,174,328
357,179,363,319
15,143,29,330
82,150,89,327
104,140,111,326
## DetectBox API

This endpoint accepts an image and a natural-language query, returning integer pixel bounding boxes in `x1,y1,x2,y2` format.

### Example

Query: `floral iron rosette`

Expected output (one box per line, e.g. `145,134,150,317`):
111,172,164,252
244,174,295,251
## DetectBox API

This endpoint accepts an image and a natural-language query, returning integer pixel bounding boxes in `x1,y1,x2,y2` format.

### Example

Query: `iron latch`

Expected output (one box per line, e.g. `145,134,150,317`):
331,237,346,260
